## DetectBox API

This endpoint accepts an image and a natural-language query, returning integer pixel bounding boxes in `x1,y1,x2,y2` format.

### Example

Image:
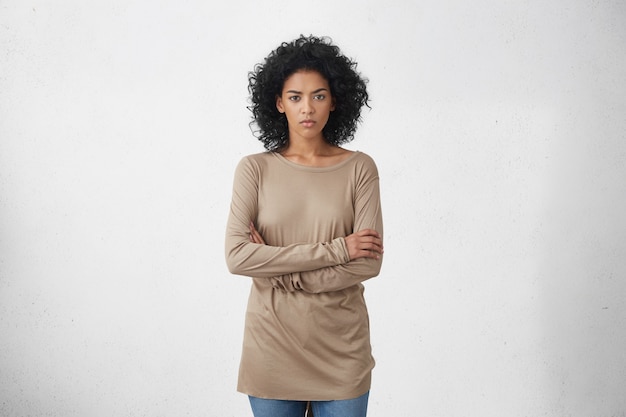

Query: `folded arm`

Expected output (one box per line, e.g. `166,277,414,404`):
225,157,351,278
249,223,383,292
224,153,384,292
247,155,384,293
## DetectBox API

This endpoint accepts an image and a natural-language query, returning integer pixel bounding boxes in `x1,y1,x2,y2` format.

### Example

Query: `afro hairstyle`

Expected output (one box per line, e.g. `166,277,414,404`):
247,35,369,151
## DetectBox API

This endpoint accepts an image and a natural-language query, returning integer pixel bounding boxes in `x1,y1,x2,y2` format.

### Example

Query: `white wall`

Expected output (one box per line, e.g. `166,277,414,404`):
1,1,625,416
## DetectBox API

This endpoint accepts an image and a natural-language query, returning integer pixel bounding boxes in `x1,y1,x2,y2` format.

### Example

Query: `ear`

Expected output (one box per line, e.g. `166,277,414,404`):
330,96,336,112
276,96,285,113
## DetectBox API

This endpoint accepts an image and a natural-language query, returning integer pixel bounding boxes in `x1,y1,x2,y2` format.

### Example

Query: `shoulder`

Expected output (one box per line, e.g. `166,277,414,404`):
353,151,378,166
231,152,270,183
235,152,276,171
239,151,275,164
338,151,380,188
351,151,379,176
246,151,276,161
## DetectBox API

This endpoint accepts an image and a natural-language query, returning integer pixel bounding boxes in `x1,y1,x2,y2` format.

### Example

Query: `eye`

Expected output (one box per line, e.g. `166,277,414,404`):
314,94,326,100
288,96,300,102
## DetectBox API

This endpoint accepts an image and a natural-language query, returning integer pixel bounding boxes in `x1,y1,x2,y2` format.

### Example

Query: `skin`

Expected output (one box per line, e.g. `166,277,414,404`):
275,69,349,167
250,69,383,261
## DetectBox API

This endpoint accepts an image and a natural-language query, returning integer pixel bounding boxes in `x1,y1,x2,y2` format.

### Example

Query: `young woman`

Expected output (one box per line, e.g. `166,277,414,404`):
225,35,384,417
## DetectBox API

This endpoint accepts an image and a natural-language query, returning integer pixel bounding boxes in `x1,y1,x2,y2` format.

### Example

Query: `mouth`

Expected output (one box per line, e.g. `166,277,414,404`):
300,120,315,128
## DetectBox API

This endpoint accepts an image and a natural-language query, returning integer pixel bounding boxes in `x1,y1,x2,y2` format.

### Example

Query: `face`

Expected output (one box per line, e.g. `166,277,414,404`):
276,70,335,143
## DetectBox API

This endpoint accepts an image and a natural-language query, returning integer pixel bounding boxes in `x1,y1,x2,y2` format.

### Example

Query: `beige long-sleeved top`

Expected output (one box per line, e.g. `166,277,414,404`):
225,150,383,400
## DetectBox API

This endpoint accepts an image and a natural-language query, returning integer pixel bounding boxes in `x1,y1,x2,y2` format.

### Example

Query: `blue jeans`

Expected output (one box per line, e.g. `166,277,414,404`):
249,391,369,417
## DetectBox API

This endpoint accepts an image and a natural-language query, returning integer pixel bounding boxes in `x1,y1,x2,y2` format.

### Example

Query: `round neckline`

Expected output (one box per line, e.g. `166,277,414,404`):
272,151,360,172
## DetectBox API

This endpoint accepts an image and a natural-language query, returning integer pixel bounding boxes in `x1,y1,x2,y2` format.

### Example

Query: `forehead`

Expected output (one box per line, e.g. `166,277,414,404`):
282,70,330,91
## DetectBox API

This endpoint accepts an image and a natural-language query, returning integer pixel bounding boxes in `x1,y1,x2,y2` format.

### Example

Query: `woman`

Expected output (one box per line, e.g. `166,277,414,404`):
225,35,384,417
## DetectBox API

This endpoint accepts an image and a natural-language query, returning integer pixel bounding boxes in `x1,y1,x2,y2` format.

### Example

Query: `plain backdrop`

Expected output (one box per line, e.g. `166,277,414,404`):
1,1,625,416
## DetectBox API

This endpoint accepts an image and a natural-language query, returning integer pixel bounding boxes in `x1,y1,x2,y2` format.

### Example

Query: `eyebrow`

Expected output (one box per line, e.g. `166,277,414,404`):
285,88,329,94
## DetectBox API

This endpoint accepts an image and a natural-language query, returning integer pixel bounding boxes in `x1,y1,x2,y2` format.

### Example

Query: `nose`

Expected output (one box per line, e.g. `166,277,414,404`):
301,97,314,115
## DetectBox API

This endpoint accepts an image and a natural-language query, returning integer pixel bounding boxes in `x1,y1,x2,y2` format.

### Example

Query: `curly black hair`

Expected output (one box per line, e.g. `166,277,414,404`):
248,35,369,151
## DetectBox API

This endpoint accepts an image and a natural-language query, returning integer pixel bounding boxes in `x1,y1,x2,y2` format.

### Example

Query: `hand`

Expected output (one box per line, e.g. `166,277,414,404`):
249,221,266,245
344,229,383,261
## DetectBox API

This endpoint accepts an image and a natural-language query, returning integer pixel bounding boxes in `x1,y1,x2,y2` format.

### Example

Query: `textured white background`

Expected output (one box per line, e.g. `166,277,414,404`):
1,1,625,416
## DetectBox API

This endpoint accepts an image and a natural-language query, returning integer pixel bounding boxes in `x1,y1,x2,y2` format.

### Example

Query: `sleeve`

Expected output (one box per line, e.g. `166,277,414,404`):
224,156,351,279
272,154,384,293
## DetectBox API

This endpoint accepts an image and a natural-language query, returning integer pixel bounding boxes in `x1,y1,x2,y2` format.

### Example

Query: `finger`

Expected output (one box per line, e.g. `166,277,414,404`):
249,226,266,245
249,230,258,243
361,236,383,247
250,230,262,244
357,237,383,250
359,245,383,255
249,232,259,243
248,222,260,242
358,249,381,260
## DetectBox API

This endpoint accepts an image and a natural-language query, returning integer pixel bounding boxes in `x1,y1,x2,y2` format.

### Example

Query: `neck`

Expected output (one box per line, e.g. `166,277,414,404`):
279,137,352,168
282,137,333,157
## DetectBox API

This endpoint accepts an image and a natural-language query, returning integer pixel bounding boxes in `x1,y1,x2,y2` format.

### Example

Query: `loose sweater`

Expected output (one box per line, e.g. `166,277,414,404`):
225,151,383,400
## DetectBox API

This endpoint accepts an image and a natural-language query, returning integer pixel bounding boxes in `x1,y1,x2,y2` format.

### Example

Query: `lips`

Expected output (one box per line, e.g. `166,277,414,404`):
300,120,315,128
